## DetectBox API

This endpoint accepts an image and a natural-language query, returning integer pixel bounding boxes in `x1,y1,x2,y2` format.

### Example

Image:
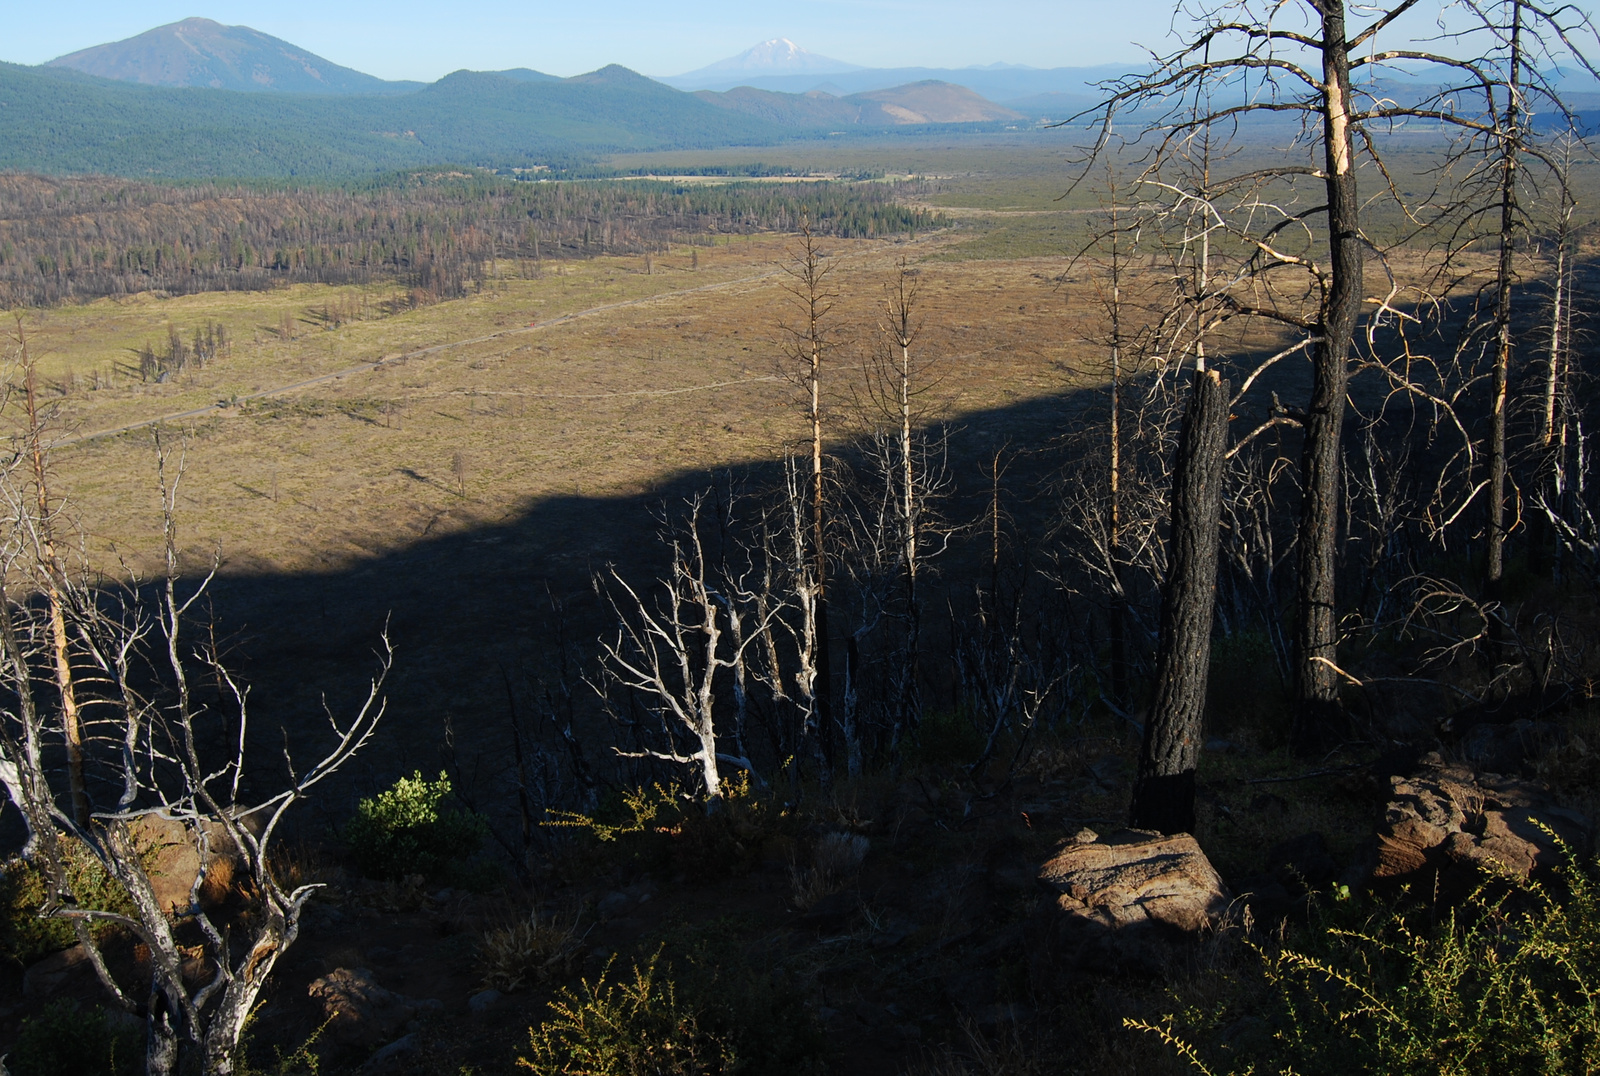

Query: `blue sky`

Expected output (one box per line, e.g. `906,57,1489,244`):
2,1,1180,80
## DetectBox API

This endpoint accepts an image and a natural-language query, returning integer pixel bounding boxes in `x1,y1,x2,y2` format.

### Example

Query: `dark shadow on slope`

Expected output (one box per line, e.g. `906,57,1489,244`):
78,279,1503,844
186,383,1103,834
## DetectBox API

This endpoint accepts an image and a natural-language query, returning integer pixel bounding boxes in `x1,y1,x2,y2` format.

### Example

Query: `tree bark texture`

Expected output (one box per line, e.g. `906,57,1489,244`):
1132,368,1229,835
1292,0,1363,748
1487,0,1524,592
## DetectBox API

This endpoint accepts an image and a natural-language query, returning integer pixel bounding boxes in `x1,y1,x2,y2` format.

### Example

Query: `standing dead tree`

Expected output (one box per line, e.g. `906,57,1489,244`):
1076,0,1600,746
1068,129,1320,827
594,494,777,800
0,431,392,1076
840,259,954,763
1081,0,1372,744
1132,365,1231,834
778,220,837,779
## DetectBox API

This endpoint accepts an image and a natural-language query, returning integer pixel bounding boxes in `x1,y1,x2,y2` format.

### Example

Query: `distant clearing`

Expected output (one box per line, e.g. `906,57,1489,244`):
17,230,1087,582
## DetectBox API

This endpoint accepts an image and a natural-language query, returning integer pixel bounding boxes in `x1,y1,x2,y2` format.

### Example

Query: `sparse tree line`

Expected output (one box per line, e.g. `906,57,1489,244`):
5,1,1600,1073
0,172,939,309
492,0,1600,847
134,322,231,383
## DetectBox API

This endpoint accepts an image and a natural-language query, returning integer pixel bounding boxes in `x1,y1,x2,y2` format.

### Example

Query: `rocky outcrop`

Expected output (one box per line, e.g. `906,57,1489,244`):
1367,756,1590,887
129,814,243,913
307,967,442,1047
1032,828,1231,973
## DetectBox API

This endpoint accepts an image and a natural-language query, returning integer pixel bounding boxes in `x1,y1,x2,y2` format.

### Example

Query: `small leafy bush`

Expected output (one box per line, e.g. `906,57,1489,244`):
1133,851,1600,1075
550,775,787,879
519,950,735,1075
0,837,136,966
519,942,824,1076
344,771,488,881
10,999,140,1076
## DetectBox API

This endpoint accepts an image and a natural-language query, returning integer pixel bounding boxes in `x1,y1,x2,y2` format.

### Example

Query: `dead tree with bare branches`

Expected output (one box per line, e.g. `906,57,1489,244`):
594,493,777,800
0,431,392,1076
778,221,837,779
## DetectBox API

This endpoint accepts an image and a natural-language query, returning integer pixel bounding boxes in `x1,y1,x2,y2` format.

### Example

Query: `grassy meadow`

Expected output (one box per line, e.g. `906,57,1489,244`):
17,229,1093,581
4,129,1600,1076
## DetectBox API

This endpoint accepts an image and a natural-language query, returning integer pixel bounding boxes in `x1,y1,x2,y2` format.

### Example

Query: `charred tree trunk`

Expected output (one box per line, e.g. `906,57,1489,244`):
1487,0,1525,593
1132,367,1229,835
1292,1,1363,749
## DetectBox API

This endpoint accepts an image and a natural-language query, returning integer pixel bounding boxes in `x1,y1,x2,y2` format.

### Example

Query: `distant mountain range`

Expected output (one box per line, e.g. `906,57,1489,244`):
670,39,862,83
43,21,1110,111
660,40,1123,105
46,17,424,95
2,23,1047,180
701,82,1022,127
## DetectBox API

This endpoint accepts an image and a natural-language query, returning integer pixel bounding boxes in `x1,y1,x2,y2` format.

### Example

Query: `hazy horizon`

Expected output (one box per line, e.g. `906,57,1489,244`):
4,1,1173,82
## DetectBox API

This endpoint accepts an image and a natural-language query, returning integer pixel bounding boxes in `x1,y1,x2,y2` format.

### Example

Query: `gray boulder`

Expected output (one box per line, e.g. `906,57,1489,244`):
1033,828,1231,973
308,967,442,1047
1367,755,1590,888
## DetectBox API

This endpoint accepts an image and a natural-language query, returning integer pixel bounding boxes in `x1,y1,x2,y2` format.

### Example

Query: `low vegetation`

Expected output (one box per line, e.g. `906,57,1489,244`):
344,771,489,882
1134,851,1600,1075
2,4,1600,1072
9,1000,141,1076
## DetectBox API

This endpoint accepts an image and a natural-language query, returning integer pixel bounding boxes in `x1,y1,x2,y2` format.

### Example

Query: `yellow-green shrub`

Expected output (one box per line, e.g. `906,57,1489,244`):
0,838,134,966
1132,852,1600,1075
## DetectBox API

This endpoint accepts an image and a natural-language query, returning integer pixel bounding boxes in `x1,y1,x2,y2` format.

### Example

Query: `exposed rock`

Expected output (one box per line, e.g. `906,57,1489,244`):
596,891,631,920
129,814,243,913
308,967,442,1047
1367,755,1590,889
467,988,501,1014
363,1033,418,1071
1038,829,1231,934
595,880,658,921
1033,829,1231,973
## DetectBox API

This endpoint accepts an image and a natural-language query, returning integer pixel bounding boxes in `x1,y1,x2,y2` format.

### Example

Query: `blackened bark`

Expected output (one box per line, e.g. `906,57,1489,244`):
1132,368,1229,835
1293,1,1362,749
1487,1,1524,593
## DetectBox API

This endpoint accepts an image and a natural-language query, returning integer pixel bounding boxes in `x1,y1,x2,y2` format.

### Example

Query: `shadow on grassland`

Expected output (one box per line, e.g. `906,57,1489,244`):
188,382,1107,832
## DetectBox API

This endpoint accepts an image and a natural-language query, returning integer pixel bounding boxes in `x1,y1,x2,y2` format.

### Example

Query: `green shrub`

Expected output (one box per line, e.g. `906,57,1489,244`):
344,771,488,881
1132,852,1600,1075
10,1000,140,1076
549,776,788,880
0,838,135,966
519,950,736,1075
519,942,824,1076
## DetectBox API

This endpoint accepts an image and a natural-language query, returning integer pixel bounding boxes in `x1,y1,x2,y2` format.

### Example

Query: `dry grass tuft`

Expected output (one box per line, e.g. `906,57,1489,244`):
477,907,584,992
902,1017,1054,1076
789,832,869,910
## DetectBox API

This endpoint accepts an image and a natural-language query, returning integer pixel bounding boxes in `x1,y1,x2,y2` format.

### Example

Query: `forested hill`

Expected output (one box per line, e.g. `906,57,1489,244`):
45,17,424,96
0,62,787,179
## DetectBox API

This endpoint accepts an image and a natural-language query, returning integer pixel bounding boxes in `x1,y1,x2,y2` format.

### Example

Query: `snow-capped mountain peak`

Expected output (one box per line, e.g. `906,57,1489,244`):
679,39,862,78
